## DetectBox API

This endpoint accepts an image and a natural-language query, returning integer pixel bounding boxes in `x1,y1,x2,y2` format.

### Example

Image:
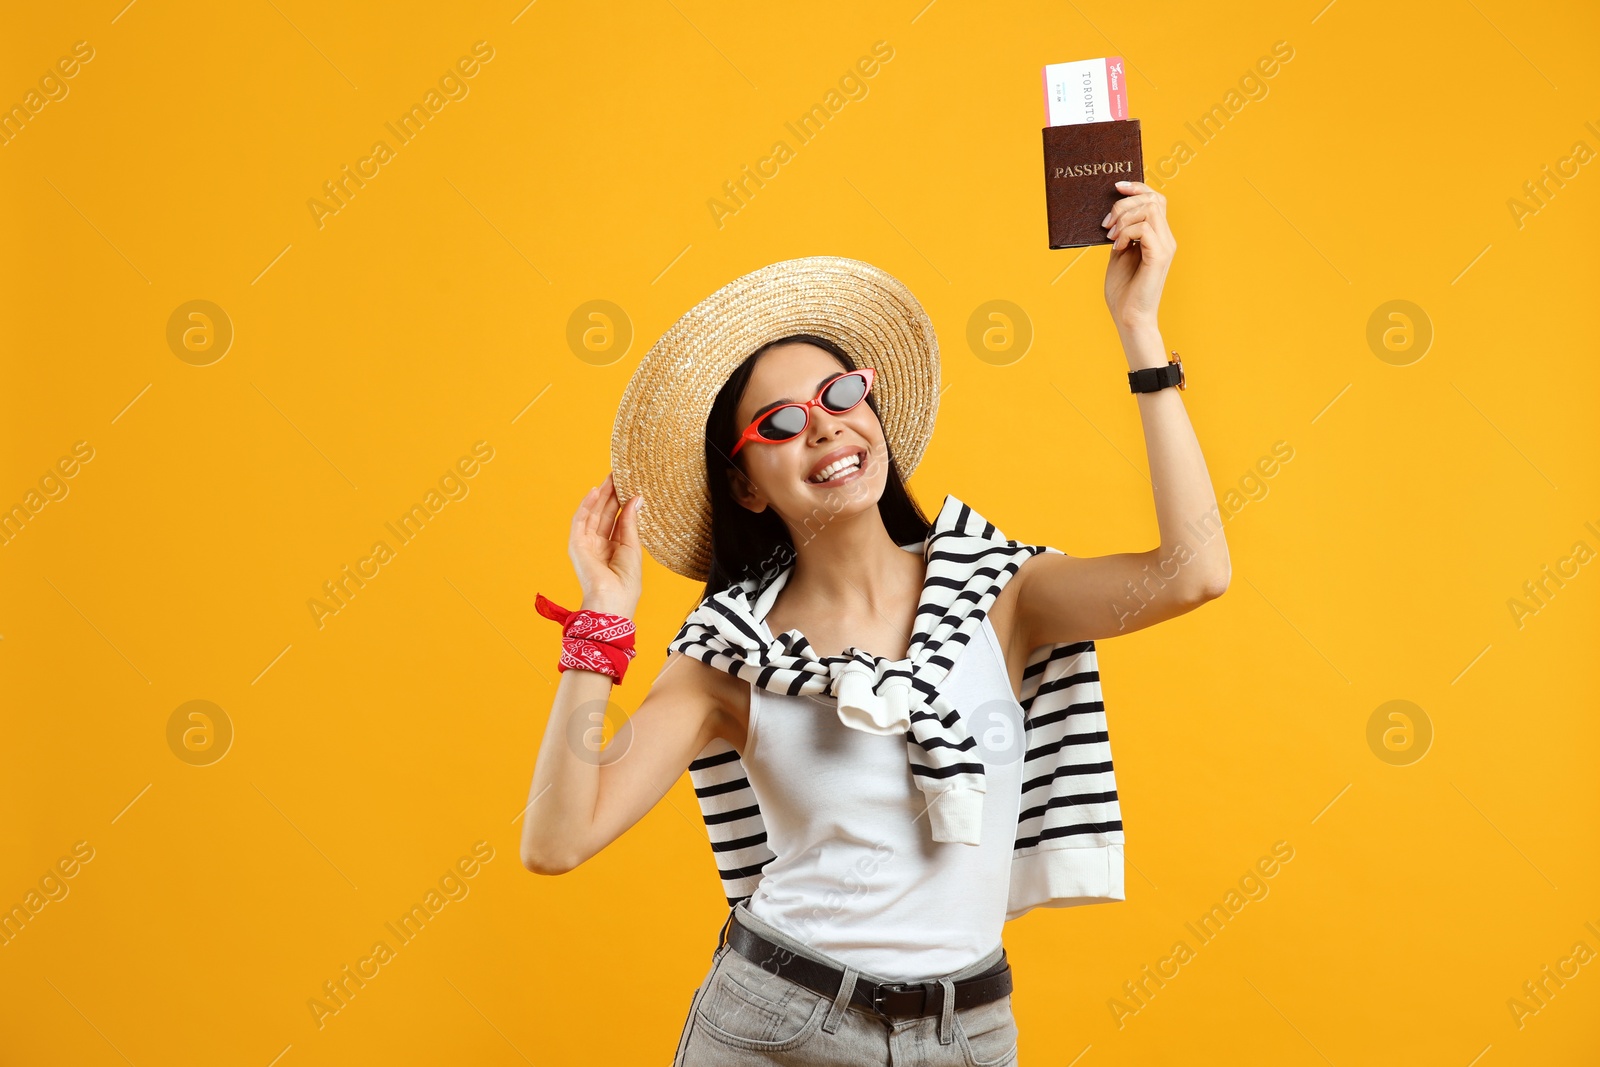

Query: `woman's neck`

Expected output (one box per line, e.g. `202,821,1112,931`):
782,506,922,619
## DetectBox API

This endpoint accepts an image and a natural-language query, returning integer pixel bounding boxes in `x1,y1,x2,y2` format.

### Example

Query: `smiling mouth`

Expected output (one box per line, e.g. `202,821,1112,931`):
807,449,868,486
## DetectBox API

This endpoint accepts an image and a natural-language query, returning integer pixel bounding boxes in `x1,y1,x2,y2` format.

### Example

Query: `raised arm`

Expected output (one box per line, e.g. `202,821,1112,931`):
1015,181,1231,649
519,474,729,874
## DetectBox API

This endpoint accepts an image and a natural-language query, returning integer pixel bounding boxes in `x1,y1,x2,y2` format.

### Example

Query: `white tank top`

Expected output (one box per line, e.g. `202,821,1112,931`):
740,571,1024,981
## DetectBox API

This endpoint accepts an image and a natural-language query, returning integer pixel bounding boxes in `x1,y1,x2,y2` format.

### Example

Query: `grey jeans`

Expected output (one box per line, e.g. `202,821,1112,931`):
670,901,1019,1066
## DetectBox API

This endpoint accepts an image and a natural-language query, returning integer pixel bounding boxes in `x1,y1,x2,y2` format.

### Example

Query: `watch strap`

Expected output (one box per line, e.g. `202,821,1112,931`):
1128,359,1183,393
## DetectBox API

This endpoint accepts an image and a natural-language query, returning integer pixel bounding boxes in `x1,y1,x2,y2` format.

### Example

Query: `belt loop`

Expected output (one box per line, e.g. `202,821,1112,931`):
936,977,956,1044
715,904,736,959
823,966,859,1034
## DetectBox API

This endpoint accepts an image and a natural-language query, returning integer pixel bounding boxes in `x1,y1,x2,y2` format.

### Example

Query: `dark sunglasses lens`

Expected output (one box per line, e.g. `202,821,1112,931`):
758,405,809,441
821,372,867,412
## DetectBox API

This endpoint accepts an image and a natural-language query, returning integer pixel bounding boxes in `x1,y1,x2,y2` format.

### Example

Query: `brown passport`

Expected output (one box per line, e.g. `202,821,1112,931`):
1041,118,1144,248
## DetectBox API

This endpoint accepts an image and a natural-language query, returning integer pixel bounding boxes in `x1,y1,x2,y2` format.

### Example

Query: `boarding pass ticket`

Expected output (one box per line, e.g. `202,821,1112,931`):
1042,56,1128,125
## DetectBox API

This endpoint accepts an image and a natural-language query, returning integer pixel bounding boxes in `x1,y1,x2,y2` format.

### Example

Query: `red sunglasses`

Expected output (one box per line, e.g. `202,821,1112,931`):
730,367,877,457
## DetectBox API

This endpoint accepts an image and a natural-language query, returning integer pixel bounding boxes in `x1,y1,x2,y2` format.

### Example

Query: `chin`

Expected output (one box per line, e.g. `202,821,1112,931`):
805,467,884,521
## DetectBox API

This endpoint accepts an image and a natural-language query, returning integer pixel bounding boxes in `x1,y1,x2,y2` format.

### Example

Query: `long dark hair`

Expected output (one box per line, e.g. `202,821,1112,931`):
698,333,930,603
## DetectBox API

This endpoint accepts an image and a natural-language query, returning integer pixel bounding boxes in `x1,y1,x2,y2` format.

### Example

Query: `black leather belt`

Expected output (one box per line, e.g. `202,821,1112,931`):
723,908,1012,1020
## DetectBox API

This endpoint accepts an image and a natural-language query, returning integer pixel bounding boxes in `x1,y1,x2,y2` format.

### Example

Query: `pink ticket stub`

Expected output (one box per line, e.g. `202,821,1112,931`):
1042,56,1128,125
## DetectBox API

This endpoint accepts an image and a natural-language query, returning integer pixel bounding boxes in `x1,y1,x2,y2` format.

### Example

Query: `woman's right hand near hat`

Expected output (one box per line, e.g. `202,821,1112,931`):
570,472,643,617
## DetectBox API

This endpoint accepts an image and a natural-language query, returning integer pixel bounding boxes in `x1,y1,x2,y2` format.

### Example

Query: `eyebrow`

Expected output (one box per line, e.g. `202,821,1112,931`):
749,372,847,422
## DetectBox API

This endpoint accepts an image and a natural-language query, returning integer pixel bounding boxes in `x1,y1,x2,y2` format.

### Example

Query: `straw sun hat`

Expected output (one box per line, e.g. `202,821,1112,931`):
610,256,940,582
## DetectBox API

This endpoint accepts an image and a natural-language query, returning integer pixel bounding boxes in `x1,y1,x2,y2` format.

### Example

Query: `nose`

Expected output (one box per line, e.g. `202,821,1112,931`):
807,403,848,444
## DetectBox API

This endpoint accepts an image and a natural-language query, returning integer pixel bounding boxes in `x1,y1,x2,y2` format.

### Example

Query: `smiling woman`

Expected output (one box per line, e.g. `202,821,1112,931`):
526,230,1228,1063
702,336,924,596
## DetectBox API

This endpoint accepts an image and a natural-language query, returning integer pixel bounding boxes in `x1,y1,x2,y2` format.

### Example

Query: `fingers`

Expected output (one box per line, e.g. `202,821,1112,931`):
573,484,598,537
1103,184,1166,237
1114,179,1160,197
1103,191,1166,231
1113,215,1178,254
1111,218,1171,253
574,478,611,541
614,492,643,550
573,474,643,554
1102,186,1174,252
1107,205,1153,241
1109,210,1169,245
1104,194,1160,224
1110,219,1147,252
596,472,620,537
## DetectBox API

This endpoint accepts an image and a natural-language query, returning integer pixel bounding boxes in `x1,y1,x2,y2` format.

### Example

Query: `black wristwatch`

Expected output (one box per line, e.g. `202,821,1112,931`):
1128,351,1185,393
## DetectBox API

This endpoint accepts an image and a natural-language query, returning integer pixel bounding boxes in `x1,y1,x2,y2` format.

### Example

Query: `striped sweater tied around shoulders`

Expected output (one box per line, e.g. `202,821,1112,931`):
668,494,1127,921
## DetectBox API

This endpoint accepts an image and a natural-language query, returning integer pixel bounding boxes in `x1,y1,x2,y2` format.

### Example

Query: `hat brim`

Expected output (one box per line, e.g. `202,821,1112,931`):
611,256,940,582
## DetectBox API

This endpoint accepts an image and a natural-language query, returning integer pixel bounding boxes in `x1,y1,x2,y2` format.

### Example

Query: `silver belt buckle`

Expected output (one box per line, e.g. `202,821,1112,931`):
872,980,938,1017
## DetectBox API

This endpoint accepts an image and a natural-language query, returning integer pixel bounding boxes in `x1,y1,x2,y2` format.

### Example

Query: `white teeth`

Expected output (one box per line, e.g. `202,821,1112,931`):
810,454,862,483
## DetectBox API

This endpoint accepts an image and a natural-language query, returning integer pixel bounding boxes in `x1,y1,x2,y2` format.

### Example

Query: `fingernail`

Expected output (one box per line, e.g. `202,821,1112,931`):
1100,212,1112,227
1115,180,1132,187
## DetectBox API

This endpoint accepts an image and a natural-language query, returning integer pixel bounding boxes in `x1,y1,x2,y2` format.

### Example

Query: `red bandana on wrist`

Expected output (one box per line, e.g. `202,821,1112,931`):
535,593,636,684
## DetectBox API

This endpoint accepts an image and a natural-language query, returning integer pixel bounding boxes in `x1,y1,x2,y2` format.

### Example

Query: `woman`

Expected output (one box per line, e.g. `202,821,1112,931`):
522,181,1229,1065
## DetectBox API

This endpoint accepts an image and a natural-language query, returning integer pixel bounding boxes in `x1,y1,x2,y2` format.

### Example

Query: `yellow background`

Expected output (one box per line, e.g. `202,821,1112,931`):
3,0,1597,1063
